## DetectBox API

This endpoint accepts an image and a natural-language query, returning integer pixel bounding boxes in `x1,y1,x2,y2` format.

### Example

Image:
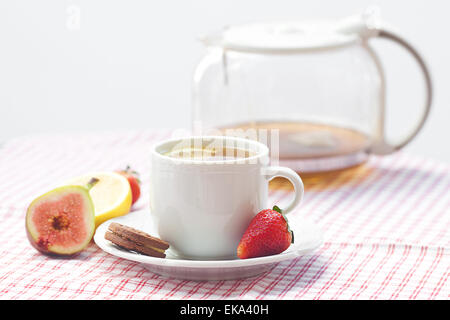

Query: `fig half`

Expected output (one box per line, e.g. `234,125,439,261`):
25,184,96,257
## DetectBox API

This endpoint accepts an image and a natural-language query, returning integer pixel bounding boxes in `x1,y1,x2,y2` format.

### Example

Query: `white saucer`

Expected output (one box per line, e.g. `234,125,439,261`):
94,209,323,280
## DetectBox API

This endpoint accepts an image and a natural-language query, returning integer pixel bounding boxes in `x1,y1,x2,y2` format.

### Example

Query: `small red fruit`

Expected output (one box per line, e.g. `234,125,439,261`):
116,166,141,206
237,206,294,259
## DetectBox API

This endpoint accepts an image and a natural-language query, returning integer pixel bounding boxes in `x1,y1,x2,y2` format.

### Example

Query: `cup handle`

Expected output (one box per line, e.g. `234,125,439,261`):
369,28,433,154
262,166,304,214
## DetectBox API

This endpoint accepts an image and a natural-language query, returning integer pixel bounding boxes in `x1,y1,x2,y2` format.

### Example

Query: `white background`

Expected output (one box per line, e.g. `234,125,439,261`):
0,0,449,162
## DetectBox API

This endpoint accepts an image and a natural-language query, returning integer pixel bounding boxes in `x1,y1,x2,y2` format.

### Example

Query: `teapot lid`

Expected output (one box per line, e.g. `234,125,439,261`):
201,11,381,53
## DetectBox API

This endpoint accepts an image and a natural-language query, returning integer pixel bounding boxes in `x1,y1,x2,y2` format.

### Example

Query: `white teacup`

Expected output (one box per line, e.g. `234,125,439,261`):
150,136,304,260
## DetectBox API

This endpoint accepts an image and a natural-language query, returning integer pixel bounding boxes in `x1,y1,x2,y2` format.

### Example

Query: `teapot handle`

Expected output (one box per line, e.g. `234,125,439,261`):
369,28,433,154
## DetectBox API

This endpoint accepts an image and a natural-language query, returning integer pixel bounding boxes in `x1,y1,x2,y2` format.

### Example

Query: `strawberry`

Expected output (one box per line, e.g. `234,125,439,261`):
237,206,294,259
116,166,141,206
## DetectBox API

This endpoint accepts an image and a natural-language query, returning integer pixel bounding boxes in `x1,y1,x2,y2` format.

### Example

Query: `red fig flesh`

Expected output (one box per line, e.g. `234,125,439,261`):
25,185,96,256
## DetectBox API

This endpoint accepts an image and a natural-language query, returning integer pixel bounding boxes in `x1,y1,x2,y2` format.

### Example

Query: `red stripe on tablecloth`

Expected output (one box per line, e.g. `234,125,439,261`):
295,243,347,299
314,156,410,249
276,242,332,299
50,279,72,300
314,243,363,299
331,243,379,299
236,258,283,299
414,182,450,245
301,155,389,222
88,257,126,297
361,158,434,240
383,162,447,243
327,157,426,241
428,261,448,299
0,208,26,258
255,256,302,299
67,253,111,299
163,280,190,300
351,244,396,299
124,268,157,299
124,272,159,300
108,279,130,299
48,247,101,299
225,278,248,299
390,246,427,299
0,235,49,296
200,281,226,300
370,245,412,299
410,247,445,299
182,280,208,300
143,276,168,300
29,256,69,299
7,256,50,298
106,261,140,299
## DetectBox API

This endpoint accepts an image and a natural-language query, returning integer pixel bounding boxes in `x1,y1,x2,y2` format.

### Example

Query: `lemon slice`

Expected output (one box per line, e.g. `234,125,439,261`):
67,172,132,228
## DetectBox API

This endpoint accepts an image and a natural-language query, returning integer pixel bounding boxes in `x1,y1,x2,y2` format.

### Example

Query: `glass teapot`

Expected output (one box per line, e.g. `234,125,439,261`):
192,10,432,173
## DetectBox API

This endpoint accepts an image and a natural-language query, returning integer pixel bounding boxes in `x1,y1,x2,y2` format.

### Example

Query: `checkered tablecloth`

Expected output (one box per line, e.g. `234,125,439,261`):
0,129,448,299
